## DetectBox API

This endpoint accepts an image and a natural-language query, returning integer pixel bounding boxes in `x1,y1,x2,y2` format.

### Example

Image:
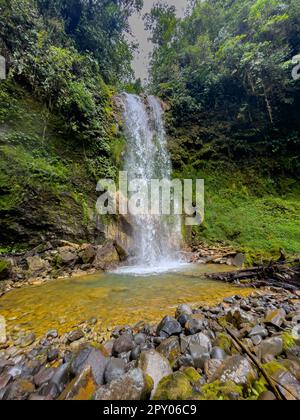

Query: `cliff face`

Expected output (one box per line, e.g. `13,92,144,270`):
0,84,106,252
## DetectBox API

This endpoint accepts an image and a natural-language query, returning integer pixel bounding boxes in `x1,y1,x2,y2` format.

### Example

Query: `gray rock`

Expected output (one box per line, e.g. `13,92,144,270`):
0,316,6,345
156,336,180,363
251,335,262,346
157,316,182,338
133,333,146,346
211,355,257,386
130,346,141,361
232,253,246,268
34,367,56,387
226,308,255,328
185,317,204,335
2,379,35,400
46,329,58,339
175,304,193,318
112,335,135,356
49,363,70,394
71,345,108,386
273,369,300,400
138,350,172,397
204,359,223,381
20,333,36,348
177,313,191,328
258,337,283,361
264,309,286,328
189,343,210,369
181,332,212,354
248,325,268,338
104,358,126,384
67,330,84,343
210,347,227,361
94,368,150,401
47,348,59,362
258,391,277,400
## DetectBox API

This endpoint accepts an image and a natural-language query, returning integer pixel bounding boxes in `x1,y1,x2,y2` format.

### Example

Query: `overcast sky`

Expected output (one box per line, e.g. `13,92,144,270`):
129,0,188,81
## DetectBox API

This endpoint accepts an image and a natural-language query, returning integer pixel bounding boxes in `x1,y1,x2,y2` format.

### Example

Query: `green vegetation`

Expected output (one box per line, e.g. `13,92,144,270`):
0,0,141,249
175,161,300,259
148,0,300,175
148,0,300,258
0,0,299,258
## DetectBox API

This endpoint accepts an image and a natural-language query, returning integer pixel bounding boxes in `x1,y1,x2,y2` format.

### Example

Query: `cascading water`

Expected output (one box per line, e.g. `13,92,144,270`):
119,93,183,273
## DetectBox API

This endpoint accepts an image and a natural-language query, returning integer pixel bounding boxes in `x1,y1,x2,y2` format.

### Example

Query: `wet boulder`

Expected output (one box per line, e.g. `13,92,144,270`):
157,316,182,338
94,368,152,400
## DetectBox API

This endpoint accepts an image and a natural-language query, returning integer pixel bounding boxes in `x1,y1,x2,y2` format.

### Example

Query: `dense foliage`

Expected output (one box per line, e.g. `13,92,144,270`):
0,0,141,249
0,0,141,174
147,0,300,175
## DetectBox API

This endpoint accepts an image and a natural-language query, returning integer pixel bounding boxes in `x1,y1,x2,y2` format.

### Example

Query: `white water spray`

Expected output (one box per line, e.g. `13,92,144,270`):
118,93,183,273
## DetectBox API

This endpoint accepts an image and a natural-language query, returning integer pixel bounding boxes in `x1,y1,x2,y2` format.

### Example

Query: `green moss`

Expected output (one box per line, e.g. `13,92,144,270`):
263,361,288,377
174,161,300,260
214,333,233,355
153,372,193,400
143,374,154,400
197,380,244,401
281,332,297,351
248,361,288,399
183,367,202,385
0,259,11,280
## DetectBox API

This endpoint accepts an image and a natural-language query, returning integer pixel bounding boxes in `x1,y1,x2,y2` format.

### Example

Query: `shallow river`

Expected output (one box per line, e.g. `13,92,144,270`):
0,264,251,337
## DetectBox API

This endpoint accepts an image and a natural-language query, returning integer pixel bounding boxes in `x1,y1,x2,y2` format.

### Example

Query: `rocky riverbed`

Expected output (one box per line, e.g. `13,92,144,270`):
0,287,300,400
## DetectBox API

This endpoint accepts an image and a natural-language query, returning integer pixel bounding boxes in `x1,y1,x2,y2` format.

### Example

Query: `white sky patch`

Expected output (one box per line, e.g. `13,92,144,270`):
129,0,188,82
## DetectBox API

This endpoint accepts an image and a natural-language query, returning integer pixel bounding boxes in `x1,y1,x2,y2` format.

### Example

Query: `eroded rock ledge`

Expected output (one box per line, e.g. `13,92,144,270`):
0,288,300,400
0,240,127,297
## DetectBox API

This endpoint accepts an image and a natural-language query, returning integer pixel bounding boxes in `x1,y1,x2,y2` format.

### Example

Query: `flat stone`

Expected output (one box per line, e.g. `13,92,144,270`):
248,325,268,338
258,391,277,400
104,358,126,384
264,309,286,328
211,355,257,386
181,332,212,354
94,368,150,400
67,330,84,343
138,350,172,397
273,369,300,400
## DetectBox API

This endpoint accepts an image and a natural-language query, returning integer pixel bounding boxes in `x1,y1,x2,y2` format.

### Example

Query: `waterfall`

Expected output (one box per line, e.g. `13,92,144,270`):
121,93,182,270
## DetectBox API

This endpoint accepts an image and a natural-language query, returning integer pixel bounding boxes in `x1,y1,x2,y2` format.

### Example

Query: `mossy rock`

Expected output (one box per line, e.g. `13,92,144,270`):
182,367,202,385
214,333,232,354
250,361,288,400
196,380,244,401
282,332,297,352
143,374,154,399
153,371,193,400
0,259,12,280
